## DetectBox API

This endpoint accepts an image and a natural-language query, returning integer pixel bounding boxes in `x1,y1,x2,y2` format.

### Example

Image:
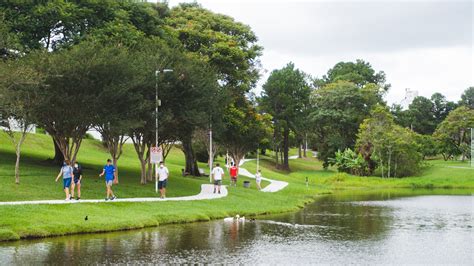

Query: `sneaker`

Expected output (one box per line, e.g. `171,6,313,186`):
218,191,221,194
110,196,116,200
105,198,109,201
69,196,73,200
76,197,80,200
65,198,70,201
213,189,216,194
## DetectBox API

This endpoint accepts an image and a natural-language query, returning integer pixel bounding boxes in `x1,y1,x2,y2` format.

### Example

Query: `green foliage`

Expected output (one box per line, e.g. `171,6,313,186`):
433,106,474,161
315,59,390,91
260,62,311,169
414,134,438,159
309,80,384,167
357,106,423,177
217,102,267,165
459,87,474,109
166,3,262,93
330,149,369,176
0,0,168,51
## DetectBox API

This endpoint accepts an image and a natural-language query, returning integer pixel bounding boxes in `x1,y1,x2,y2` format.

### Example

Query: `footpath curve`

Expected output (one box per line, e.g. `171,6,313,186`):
237,155,297,192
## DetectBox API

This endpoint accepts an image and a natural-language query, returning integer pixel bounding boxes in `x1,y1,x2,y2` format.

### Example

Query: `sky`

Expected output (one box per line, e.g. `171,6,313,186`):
166,0,473,105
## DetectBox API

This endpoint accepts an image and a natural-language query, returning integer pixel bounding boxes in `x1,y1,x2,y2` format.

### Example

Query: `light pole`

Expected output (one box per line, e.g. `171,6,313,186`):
155,69,173,193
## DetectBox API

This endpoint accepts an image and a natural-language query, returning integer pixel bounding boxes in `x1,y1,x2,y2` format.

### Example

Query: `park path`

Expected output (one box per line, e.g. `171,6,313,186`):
0,156,295,205
0,184,227,206
236,155,298,192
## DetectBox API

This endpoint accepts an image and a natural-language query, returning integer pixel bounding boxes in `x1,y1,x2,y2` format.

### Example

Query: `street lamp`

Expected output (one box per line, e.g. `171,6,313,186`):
155,68,173,193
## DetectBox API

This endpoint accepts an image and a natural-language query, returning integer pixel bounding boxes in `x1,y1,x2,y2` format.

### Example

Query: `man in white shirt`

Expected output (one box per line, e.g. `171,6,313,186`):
156,161,169,199
212,163,225,194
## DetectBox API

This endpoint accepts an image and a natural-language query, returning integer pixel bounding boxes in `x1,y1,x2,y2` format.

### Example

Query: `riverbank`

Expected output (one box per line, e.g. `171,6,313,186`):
0,132,473,241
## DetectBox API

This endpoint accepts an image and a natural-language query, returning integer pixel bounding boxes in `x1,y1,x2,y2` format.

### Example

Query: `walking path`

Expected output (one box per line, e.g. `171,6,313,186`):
0,184,227,206
0,156,294,205
236,155,297,193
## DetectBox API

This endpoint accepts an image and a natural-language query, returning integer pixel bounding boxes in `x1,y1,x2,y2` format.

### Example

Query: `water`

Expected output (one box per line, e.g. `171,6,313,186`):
1,192,473,265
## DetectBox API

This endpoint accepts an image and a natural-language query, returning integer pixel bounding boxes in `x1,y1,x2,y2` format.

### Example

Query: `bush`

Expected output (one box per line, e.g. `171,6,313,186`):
329,148,370,176
324,173,349,184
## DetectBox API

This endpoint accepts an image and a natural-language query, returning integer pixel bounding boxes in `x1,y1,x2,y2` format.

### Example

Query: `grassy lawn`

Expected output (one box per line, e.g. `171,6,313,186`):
0,132,473,241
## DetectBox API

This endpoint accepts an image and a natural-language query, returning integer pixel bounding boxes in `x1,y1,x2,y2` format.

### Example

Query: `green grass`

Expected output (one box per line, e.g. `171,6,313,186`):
0,132,473,241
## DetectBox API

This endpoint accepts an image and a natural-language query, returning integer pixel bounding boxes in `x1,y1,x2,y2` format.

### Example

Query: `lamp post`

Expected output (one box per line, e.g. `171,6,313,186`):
155,69,173,193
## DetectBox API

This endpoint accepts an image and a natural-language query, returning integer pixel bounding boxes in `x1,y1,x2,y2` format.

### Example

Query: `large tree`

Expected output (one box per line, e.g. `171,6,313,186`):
217,102,266,167
433,106,474,161
309,81,383,167
260,63,311,170
356,106,422,177
405,96,437,134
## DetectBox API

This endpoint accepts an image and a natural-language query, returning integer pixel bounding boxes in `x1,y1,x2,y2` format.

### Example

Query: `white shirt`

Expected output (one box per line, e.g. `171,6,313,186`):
212,167,224,180
156,166,169,181
255,172,262,182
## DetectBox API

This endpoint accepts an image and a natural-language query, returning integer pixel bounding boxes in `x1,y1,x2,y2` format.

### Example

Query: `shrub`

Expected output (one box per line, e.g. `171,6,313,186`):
329,148,370,176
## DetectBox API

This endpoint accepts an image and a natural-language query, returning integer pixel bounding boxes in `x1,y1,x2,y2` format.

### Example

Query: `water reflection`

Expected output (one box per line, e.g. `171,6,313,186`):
0,192,472,265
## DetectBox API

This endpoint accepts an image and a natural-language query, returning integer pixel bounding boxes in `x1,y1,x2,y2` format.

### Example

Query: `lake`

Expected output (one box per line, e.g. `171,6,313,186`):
0,191,472,265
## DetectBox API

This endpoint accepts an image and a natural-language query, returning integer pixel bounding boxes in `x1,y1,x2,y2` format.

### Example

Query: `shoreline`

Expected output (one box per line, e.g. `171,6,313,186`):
1,186,472,242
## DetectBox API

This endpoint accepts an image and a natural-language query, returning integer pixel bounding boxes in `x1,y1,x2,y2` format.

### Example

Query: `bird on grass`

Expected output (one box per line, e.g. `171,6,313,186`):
85,216,88,221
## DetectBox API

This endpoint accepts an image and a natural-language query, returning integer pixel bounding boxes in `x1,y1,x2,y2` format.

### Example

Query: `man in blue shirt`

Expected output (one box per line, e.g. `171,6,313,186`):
99,159,117,201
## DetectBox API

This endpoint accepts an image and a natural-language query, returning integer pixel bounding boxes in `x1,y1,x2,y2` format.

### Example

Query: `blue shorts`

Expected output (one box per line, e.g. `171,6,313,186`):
63,178,72,189
158,179,167,189
105,180,113,187
73,178,81,184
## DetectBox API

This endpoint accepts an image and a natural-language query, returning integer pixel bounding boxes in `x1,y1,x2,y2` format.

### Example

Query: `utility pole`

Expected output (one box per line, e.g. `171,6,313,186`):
155,69,173,193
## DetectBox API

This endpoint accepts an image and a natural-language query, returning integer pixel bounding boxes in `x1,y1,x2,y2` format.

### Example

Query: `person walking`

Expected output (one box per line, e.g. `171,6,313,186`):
71,162,82,200
229,163,238,187
99,159,117,201
212,163,225,194
255,170,262,190
55,160,74,201
156,161,169,199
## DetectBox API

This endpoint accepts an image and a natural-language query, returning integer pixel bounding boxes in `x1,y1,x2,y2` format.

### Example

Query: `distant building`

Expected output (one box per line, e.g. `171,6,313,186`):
400,88,418,110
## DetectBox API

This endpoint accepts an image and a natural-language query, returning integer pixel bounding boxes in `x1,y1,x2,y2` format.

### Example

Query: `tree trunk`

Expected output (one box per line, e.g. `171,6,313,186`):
298,143,302,158
53,139,64,166
282,126,290,170
140,159,147,184
303,135,308,158
15,149,20,184
182,135,200,176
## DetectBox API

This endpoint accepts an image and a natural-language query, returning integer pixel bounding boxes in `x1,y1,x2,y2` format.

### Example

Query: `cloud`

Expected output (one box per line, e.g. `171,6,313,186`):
168,0,473,103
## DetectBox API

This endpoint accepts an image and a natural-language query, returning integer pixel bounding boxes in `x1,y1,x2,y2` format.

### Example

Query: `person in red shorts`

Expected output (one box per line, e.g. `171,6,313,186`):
229,163,238,187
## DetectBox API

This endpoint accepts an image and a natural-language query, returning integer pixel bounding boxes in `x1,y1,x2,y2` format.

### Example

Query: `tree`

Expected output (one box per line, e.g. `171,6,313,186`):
0,58,42,184
459,87,474,109
433,106,474,161
316,59,390,91
431,93,457,125
166,3,262,94
92,44,144,177
217,102,266,167
29,41,137,164
356,106,422,177
260,63,311,170
309,81,383,167
405,96,437,134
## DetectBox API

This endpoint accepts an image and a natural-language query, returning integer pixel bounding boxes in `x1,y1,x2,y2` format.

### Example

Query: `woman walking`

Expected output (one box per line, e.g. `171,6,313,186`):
55,160,74,201
71,162,82,200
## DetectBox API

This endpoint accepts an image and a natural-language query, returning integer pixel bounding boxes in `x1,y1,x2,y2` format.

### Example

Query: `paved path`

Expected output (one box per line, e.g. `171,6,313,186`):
236,155,298,193
0,184,227,206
